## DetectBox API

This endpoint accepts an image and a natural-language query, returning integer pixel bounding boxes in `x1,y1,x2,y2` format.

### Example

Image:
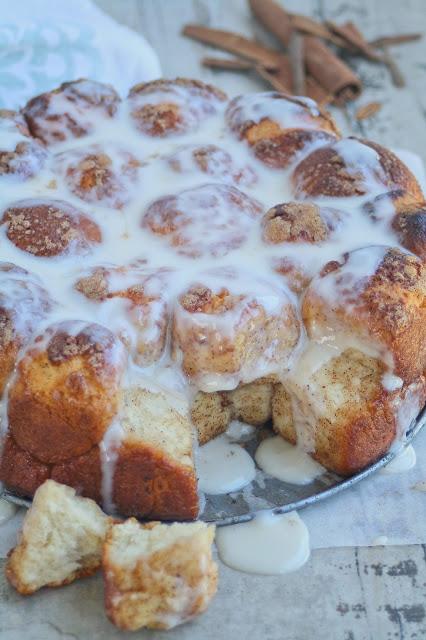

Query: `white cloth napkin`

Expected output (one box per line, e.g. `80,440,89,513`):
0,0,161,109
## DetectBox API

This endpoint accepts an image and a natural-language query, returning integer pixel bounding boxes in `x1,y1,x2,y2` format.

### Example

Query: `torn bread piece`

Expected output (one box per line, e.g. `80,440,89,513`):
6,479,112,595
103,518,218,631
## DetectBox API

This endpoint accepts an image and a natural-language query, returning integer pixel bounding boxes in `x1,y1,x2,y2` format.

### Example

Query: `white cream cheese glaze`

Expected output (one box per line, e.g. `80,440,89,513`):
255,436,324,485
197,435,256,495
215,511,310,575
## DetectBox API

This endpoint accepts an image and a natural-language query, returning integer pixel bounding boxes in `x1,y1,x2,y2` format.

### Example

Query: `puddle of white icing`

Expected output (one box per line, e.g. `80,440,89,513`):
0,497,17,525
255,435,325,485
380,444,416,475
215,511,310,575
197,434,256,495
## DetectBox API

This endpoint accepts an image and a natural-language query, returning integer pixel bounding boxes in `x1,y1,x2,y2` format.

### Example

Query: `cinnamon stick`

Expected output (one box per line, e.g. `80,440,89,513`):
271,57,293,91
255,65,292,94
249,0,362,103
326,21,382,62
289,30,305,94
259,55,331,106
305,76,333,106
369,33,422,48
204,50,331,106
202,56,253,71
303,36,361,103
380,47,406,87
288,13,347,48
183,24,282,70
355,101,382,121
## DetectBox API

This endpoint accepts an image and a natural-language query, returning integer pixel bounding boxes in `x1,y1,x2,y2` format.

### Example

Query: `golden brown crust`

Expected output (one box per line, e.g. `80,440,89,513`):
112,442,199,520
303,247,426,383
226,93,340,168
1,199,102,257
128,78,227,137
22,79,120,145
51,446,102,503
292,137,423,205
0,435,50,497
8,322,126,464
273,347,426,475
1,440,198,522
274,377,426,476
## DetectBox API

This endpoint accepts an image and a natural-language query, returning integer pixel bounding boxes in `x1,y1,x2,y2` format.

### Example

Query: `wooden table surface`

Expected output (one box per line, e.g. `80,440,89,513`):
2,1,426,639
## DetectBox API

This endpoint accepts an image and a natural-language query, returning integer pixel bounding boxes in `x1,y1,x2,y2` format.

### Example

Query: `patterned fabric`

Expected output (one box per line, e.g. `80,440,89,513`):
0,0,161,109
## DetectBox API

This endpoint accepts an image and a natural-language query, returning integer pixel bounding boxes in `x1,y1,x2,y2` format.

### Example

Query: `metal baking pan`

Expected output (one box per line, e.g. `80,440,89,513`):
201,408,426,525
2,408,425,526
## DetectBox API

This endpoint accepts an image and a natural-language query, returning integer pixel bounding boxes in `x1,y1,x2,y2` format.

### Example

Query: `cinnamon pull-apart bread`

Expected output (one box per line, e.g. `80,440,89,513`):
6,480,112,595
173,269,299,391
292,137,422,207
74,264,169,366
128,78,226,137
22,79,120,145
0,76,425,517
226,92,340,168
103,518,217,630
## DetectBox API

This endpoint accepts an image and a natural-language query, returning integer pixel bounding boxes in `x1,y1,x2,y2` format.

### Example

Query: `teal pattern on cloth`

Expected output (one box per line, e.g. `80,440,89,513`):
0,0,161,111
0,23,101,107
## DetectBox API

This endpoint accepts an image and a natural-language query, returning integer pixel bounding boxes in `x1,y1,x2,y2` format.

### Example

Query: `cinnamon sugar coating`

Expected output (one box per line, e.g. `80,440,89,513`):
262,202,342,244
1,199,102,257
292,137,423,206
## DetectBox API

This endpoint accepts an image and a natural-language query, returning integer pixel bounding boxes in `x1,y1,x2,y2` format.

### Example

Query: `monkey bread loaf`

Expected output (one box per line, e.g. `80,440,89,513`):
0,77,425,520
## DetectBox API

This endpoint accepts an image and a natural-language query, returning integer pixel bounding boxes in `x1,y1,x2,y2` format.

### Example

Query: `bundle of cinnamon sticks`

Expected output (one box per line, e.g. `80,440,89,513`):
183,0,422,110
